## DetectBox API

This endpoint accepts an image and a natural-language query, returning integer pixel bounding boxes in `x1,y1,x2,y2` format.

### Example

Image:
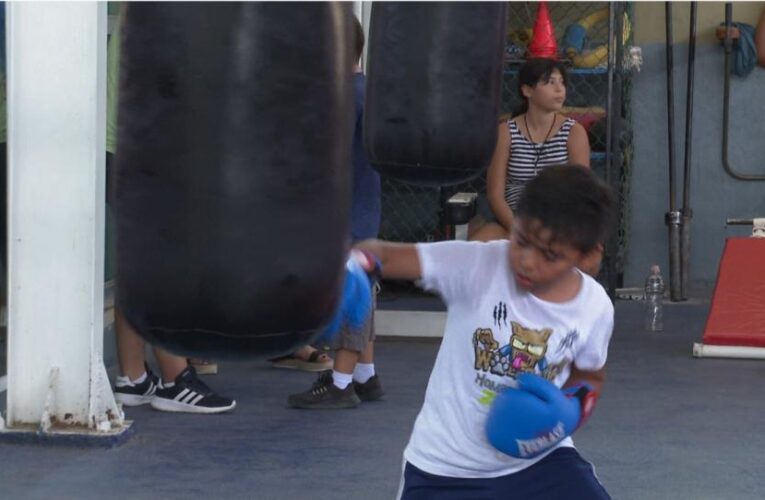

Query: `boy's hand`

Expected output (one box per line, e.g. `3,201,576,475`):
350,248,382,283
314,251,380,343
485,373,592,459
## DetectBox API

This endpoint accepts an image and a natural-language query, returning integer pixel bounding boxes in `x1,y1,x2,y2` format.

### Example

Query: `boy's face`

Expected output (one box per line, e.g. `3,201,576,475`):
508,217,585,293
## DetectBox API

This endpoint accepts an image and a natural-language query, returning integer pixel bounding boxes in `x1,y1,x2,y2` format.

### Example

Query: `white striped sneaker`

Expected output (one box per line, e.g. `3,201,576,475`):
150,366,236,414
114,363,159,407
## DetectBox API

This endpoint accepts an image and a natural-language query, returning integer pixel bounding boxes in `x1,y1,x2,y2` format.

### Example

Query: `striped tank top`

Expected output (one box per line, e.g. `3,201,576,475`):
504,117,574,210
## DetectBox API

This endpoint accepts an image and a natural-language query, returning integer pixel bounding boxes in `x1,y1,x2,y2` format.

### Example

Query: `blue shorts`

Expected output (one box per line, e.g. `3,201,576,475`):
399,447,610,500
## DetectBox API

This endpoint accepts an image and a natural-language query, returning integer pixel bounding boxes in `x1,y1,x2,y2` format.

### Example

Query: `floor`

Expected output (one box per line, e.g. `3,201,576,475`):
0,300,763,500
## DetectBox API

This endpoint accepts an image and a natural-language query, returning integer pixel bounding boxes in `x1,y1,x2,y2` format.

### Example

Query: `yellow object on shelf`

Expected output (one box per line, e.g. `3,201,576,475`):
567,10,631,68
508,27,534,48
580,8,609,31
572,45,609,68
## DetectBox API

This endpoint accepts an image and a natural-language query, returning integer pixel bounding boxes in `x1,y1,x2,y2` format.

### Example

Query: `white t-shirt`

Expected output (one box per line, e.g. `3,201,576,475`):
403,240,614,478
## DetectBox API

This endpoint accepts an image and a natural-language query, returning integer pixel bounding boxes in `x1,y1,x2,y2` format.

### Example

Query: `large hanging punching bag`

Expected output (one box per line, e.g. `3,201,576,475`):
115,4,354,359
364,3,508,186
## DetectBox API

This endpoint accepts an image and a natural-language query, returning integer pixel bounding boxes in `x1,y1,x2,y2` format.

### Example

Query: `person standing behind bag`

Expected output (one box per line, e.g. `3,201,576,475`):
287,14,383,409
107,8,235,414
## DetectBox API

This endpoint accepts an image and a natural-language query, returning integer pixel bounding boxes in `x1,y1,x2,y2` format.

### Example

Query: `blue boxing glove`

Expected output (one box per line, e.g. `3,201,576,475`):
315,250,380,343
486,373,595,459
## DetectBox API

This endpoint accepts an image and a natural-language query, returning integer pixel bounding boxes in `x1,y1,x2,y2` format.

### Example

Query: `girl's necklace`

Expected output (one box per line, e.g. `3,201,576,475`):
524,114,557,174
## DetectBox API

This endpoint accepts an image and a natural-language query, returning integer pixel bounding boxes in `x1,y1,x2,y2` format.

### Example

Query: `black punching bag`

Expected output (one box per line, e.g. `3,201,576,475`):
364,3,508,186
115,3,354,359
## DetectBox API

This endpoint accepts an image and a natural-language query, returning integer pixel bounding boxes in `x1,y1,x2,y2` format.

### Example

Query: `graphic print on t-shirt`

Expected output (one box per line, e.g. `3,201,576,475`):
472,317,569,405
492,301,508,329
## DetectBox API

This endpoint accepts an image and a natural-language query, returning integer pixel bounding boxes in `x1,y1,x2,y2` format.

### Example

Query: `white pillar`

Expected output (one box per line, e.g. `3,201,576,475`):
4,2,121,433
353,1,372,71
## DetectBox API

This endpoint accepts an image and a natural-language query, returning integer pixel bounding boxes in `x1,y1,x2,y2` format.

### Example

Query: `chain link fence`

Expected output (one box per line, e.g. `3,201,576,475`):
378,1,633,285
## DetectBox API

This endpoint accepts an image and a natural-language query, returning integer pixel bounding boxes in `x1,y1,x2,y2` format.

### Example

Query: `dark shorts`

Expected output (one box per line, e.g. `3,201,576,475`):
399,447,610,500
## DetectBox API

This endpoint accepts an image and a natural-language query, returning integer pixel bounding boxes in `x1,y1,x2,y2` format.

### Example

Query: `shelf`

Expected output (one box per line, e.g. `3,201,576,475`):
503,67,609,76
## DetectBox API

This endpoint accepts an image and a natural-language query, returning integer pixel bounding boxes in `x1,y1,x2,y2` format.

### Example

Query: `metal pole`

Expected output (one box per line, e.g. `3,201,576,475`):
606,5,614,189
679,2,697,300
664,2,682,301
666,2,677,214
607,2,625,299
602,2,616,301
721,2,765,181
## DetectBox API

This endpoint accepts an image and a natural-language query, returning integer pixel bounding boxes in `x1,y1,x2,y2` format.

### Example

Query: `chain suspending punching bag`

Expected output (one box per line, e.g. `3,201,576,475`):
115,4,354,359
364,3,508,186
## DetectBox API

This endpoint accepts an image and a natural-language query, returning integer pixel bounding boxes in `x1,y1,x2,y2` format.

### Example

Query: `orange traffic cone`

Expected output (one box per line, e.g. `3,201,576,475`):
527,1,558,59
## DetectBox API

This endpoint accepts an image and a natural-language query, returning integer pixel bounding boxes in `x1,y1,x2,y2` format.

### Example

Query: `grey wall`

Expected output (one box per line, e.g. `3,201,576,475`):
625,42,765,294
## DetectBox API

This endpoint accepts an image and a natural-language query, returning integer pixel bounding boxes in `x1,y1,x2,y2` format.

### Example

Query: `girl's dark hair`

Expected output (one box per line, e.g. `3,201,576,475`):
515,165,615,253
512,58,568,117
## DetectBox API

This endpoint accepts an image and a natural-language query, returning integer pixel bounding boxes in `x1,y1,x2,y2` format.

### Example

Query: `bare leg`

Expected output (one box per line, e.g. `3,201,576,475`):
153,347,189,383
333,348,360,375
115,307,147,380
358,340,374,364
116,306,189,382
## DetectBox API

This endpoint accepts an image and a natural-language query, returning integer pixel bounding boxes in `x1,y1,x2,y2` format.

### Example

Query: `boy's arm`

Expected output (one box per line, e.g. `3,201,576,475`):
564,365,605,395
561,365,606,430
354,239,422,281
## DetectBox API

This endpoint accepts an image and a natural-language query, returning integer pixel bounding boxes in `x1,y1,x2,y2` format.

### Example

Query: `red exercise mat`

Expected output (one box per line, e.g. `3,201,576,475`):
702,238,765,347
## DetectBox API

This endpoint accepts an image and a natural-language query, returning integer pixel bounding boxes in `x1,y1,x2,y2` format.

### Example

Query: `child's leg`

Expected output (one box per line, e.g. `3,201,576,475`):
333,347,360,375
153,347,189,383
359,339,374,364
328,285,377,382
287,287,378,409
114,307,158,407
115,307,147,380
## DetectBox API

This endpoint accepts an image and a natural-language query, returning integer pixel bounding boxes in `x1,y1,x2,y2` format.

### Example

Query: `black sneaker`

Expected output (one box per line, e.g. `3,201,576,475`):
114,363,159,407
287,370,361,409
353,375,385,402
150,366,236,414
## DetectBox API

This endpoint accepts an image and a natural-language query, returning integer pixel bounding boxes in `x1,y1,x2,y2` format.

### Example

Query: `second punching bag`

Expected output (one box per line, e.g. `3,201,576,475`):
365,3,508,186
115,4,354,359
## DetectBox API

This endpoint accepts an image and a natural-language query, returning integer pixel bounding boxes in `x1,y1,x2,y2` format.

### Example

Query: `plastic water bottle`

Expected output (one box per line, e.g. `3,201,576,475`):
644,265,665,332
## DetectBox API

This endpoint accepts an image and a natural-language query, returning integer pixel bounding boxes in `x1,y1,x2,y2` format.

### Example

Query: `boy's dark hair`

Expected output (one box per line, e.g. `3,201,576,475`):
513,58,568,117
352,15,364,63
515,165,615,253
